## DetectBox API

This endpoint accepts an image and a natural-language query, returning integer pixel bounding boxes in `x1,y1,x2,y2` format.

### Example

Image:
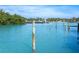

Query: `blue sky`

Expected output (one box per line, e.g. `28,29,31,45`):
0,5,79,18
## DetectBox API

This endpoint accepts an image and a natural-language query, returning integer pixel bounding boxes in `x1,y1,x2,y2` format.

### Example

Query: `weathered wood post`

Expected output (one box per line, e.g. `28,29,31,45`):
56,19,57,30
63,18,66,31
68,19,70,32
73,17,76,22
32,20,36,52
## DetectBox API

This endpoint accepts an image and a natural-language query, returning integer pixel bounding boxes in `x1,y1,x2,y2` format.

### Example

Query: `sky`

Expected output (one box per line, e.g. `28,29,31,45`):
0,5,79,18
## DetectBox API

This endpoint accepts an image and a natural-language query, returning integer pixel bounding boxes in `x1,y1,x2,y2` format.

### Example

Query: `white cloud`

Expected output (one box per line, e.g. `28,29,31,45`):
0,5,79,18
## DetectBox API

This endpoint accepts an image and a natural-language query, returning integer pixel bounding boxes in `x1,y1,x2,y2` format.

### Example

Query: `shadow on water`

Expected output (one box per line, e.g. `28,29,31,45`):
77,31,79,44
74,31,79,52
77,23,79,45
70,25,79,52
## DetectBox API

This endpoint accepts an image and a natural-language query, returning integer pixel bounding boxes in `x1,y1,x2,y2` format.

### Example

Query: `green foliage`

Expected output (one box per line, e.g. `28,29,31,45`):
0,9,79,25
0,9,26,25
47,17,79,22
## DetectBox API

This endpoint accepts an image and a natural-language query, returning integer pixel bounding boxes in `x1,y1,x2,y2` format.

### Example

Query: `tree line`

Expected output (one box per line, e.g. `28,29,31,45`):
0,9,26,25
0,9,79,25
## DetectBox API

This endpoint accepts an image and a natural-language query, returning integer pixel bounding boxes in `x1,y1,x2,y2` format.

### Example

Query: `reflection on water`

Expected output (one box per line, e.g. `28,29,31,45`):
36,22,79,53
0,22,79,53
0,24,32,53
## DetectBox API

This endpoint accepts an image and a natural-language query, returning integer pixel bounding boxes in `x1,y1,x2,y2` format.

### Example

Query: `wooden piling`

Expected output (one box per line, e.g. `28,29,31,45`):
68,23,70,32
63,18,66,31
73,17,76,22
68,19,70,32
32,20,36,52
56,19,57,30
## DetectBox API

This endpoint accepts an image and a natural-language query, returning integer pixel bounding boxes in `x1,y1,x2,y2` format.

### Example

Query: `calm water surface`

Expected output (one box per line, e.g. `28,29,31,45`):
0,22,79,53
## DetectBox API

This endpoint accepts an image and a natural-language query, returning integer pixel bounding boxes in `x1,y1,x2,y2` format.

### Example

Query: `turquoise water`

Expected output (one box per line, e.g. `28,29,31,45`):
0,22,79,53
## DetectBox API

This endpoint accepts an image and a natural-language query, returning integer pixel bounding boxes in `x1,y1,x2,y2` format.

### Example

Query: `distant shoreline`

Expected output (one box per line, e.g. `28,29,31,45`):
0,9,79,25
